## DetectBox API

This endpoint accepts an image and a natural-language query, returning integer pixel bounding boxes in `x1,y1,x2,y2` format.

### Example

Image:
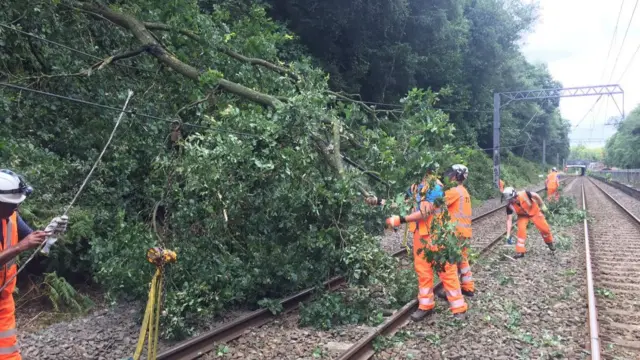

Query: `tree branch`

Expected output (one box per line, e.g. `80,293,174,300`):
327,90,378,120
88,45,151,72
142,21,299,81
73,1,280,108
174,91,213,117
219,47,299,81
143,22,200,41
310,133,371,198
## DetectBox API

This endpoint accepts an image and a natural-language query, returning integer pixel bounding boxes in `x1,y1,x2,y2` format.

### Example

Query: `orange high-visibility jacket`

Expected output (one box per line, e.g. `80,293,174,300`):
546,172,559,189
444,185,472,238
0,212,20,359
510,191,541,217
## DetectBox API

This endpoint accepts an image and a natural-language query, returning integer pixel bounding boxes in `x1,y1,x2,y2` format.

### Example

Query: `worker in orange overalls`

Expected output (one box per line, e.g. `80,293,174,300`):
545,167,560,201
435,164,474,301
385,165,467,321
0,170,68,360
444,165,474,296
502,186,555,259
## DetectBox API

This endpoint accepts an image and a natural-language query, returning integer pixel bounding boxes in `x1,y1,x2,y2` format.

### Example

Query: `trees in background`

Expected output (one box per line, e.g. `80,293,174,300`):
266,0,570,160
605,105,640,168
570,145,604,163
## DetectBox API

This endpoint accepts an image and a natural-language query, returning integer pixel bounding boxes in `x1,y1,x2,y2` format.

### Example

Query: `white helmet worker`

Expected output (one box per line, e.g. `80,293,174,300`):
501,186,517,202
0,169,32,204
551,167,557,172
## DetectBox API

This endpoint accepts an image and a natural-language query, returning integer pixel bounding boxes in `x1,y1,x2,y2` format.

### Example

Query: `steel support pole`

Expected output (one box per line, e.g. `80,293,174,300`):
556,153,560,168
493,93,500,188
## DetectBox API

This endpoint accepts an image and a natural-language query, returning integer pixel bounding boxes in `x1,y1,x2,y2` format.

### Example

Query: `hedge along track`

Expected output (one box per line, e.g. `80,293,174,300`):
584,177,640,359
157,179,570,360
336,177,574,360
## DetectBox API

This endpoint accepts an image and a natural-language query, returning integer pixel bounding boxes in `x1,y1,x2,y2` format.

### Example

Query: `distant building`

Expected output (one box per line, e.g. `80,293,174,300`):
588,162,605,170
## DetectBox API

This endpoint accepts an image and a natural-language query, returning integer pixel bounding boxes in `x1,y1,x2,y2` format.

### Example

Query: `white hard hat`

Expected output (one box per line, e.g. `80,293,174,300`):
501,186,517,201
446,164,469,180
552,167,557,172
0,170,31,204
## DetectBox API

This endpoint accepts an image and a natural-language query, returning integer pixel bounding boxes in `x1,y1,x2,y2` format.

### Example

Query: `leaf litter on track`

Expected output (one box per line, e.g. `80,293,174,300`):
372,180,589,360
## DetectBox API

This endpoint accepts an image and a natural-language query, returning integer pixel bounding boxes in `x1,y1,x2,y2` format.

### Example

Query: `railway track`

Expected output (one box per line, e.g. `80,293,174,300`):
583,177,640,360
158,180,569,360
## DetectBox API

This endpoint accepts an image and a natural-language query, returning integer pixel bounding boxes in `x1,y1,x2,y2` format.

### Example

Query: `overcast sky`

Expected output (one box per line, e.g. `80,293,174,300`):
522,0,640,148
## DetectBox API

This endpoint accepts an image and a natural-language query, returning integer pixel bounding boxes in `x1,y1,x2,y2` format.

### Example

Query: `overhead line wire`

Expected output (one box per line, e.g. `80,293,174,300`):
0,82,259,137
617,41,640,81
579,2,631,133
0,22,153,72
608,0,640,82
600,0,626,82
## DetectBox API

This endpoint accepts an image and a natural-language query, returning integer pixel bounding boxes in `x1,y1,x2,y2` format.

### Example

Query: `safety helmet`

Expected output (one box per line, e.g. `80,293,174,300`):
425,162,440,174
552,167,557,172
0,169,32,204
445,164,469,181
501,186,517,202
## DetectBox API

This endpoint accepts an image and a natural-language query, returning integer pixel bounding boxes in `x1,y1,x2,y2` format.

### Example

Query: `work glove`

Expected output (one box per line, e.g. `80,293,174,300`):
541,204,548,213
365,196,385,206
385,215,405,228
506,235,515,245
53,215,69,234
41,215,69,255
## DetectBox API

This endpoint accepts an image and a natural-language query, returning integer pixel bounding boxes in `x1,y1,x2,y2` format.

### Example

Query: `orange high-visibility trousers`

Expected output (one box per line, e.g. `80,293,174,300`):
413,232,467,314
458,247,474,292
515,213,553,254
547,187,559,201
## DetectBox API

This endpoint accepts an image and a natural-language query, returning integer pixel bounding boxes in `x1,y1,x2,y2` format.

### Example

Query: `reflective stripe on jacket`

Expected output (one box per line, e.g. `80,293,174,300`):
0,212,20,359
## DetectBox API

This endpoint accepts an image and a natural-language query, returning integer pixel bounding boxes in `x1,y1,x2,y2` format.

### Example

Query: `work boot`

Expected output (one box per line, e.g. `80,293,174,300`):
462,289,475,297
547,242,556,252
410,308,434,322
453,312,466,320
514,253,525,259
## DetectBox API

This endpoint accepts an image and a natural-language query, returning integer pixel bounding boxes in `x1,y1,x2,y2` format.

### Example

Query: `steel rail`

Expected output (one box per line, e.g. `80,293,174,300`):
158,178,571,360
581,179,601,360
590,174,640,203
337,177,573,360
585,177,640,358
589,177,640,224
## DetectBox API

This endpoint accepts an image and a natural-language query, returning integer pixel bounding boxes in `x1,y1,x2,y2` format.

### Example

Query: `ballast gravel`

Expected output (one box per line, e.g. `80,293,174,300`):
17,302,251,360
206,308,375,360
590,177,640,219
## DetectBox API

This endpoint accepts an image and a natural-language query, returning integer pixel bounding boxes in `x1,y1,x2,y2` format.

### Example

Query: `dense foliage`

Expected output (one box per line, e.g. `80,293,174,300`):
605,104,640,168
1,0,566,337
